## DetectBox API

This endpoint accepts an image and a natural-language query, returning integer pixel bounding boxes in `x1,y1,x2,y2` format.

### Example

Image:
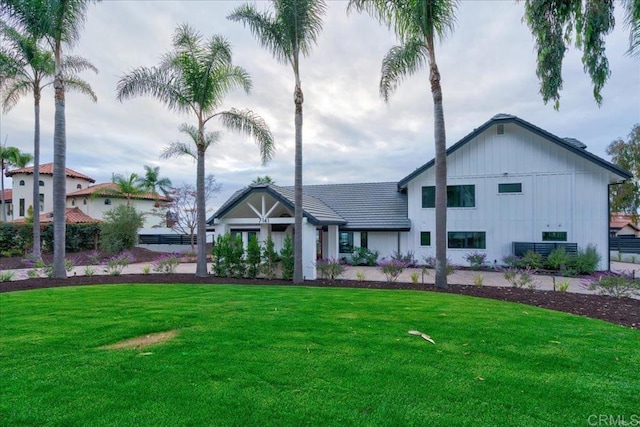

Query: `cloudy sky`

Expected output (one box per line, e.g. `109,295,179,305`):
2,0,639,210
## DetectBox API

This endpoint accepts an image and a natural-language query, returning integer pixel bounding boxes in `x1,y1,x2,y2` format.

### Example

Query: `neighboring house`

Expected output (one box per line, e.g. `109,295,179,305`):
5,163,169,228
1,189,12,220
610,213,640,237
13,207,100,225
210,114,632,279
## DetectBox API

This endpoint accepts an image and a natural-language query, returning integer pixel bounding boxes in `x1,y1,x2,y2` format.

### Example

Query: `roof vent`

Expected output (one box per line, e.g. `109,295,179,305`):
497,124,504,135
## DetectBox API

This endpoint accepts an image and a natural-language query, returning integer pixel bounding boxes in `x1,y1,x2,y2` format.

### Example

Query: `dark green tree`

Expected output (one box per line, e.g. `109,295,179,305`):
607,124,640,222
280,233,294,280
246,234,262,278
99,205,144,254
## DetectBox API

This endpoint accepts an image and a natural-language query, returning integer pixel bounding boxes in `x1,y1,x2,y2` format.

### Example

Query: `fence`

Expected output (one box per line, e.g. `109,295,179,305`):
609,236,640,254
513,242,578,258
138,234,192,245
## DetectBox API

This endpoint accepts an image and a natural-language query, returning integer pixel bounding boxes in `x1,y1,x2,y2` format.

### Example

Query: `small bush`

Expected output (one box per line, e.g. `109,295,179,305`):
473,274,484,286
316,257,347,280
103,251,134,276
245,234,262,279
350,247,379,266
422,256,455,276
546,247,570,270
504,267,538,289
556,279,570,292
261,235,279,280
229,234,245,278
502,255,521,268
379,258,409,283
390,250,417,267
84,266,96,277
0,270,14,282
355,271,366,282
570,244,601,275
141,265,151,275
153,253,181,274
100,206,144,254
581,271,640,298
520,251,543,270
465,251,487,270
280,234,294,280
410,271,420,284
211,233,232,277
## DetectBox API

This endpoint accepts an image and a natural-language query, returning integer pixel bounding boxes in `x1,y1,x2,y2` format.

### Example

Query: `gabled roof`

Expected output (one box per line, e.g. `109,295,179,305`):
1,189,11,202
67,182,170,202
610,220,640,231
210,182,411,230
6,162,96,183
13,207,100,224
398,114,632,189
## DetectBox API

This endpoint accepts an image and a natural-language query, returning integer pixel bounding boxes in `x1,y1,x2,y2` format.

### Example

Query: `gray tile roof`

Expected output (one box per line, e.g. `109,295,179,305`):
209,182,410,230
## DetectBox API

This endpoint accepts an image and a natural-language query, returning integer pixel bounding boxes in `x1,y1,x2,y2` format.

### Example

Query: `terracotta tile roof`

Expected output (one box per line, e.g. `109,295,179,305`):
1,189,11,201
610,220,640,231
13,207,99,224
5,162,95,183
67,182,170,202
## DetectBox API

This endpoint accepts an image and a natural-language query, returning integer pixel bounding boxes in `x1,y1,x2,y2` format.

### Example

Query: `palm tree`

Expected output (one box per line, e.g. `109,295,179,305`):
229,0,327,284
349,0,458,289
117,24,274,277
107,172,146,207
0,144,33,222
251,175,275,185
0,21,97,258
1,0,98,278
138,164,172,199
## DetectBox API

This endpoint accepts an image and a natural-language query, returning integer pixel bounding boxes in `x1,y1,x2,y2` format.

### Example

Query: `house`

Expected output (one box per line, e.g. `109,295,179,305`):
610,213,640,237
209,114,633,279
5,163,169,227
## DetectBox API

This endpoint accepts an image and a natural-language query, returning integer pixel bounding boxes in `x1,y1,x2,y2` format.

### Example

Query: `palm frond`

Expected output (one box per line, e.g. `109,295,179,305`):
380,39,427,102
116,66,193,114
1,78,31,111
622,0,640,58
276,0,327,58
216,108,275,165
161,141,197,161
63,75,96,102
61,54,97,74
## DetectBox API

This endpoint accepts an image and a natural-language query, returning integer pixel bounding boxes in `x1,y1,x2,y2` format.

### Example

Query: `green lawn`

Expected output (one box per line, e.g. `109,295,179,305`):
1,284,638,426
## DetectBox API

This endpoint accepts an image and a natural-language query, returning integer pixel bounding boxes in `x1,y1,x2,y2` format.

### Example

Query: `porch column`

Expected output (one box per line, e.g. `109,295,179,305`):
326,225,339,259
259,223,270,244
302,219,317,280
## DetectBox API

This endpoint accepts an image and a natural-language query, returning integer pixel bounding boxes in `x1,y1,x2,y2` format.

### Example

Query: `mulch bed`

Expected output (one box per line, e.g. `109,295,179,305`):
1,248,639,330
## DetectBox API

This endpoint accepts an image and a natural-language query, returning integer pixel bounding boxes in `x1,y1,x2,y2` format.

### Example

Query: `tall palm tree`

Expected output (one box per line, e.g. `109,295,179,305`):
0,22,97,258
229,0,326,284
0,144,32,222
138,164,172,199
1,0,98,278
349,0,458,289
117,24,274,277
107,172,146,207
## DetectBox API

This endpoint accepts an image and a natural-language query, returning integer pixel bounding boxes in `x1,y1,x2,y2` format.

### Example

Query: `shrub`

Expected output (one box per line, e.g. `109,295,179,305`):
355,270,366,282
350,247,379,266
390,250,417,267
0,270,14,282
99,206,144,254
103,251,134,276
410,271,420,284
261,235,279,280
546,247,570,270
245,234,262,279
556,279,570,292
422,256,455,276
211,233,232,277
316,257,347,280
153,253,181,274
141,265,151,275
581,271,640,298
280,234,294,280
520,251,543,270
502,255,521,268
465,251,487,270
473,274,484,286
229,234,246,278
503,267,538,289
569,244,601,275
379,258,409,283
84,266,96,277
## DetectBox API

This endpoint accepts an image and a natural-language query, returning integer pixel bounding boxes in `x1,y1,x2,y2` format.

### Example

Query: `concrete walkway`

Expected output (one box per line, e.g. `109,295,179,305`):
5,260,638,297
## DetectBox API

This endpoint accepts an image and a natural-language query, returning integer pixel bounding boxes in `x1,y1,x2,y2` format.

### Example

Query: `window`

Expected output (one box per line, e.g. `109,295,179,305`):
38,180,44,187
498,183,522,193
542,231,567,242
360,232,368,249
83,198,87,205
448,231,486,249
39,194,44,212
19,198,25,216
76,184,82,189
422,185,475,208
104,198,111,205
71,199,75,206
339,232,353,253
19,180,25,186
420,232,431,246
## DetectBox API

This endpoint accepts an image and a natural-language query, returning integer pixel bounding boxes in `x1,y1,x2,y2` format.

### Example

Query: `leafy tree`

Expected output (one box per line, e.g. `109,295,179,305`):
607,124,640,222
349,0,458,289
138,164,172,198
117,24,274,278
0,144,32,222
229,0,327,284
99,205,144,254
166,175,222,252
0,21,97,258
280,233,294,280
1,0,99,278
251,175,275,185
246,234,261,278
229,233,245,278
523,0,640,109
211,233,231,277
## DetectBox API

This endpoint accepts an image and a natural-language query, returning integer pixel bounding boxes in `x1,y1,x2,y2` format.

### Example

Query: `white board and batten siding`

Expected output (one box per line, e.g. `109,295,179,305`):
406,122,611,269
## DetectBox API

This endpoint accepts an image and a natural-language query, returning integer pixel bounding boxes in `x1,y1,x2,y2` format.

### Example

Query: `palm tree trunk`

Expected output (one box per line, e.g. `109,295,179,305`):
429,41,447,290
195,125,208,277
32,89,41,259
52,52,67,278
293,80,304,284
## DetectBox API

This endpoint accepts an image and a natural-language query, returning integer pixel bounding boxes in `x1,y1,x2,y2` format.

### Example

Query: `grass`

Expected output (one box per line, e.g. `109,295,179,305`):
1,284,638,426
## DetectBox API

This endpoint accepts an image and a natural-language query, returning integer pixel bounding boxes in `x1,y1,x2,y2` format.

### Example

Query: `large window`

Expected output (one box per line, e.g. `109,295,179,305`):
39,194,44,212
542,231,567,242
448,231,486,249
360,232,368,249
339,232,353,253
19,198,25,217
420,232,431,246
422,185,475,208
498,183,522,193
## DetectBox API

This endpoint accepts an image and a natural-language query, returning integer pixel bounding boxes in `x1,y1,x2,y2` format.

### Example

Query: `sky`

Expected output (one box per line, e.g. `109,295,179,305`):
2,0,639,210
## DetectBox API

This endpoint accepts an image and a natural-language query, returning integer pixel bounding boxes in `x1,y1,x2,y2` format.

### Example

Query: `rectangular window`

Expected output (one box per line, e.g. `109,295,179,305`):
39,193,44,212
339,232,353,253
542,231,567,241
420,232,431,246
422,185,475,208
19,198,25,217
498,183,522,193
360,232,368,249
448,231,486,249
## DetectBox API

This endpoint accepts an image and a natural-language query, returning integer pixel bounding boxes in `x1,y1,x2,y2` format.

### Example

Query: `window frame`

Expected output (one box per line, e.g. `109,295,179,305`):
447,231,486,249
422,185,476,208
339,231,354,254
360,231,368,249
498,182,522,194
542,231,567,242
420,231,431,247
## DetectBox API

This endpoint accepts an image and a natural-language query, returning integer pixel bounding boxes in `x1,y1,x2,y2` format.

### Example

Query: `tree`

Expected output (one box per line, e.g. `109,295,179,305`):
117,24,274,278
229,0,327,284
0,144,32,222
349,0,458,289
524,0,640,109
251,175,275,185
106,172,147,207
164,174,222,252
0,21,97,258
1,0,99,278
99,204,144,254
607,124,640,222
138,164,172,198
